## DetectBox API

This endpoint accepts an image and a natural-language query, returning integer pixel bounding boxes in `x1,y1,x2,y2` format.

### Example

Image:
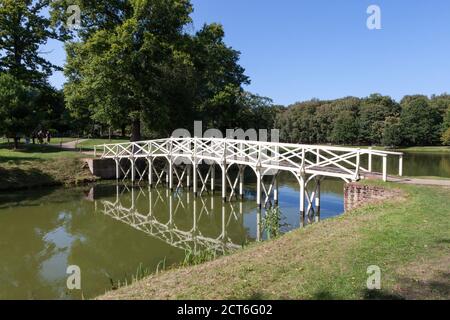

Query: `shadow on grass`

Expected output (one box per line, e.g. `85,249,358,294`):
312,290,339,300
0,143,69,154
392,272,450,300
363,289,405,300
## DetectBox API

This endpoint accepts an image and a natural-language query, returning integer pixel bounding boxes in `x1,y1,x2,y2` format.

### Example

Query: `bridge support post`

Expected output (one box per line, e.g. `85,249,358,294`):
193,161,198,197
130,158,135,183
222,140,227,202
315,178,321,222
147,158,153,187
221,204,226,244
131,185,135,209
211,164,215,194
256,168,262,208
274,172,279,205
187,164,191,190
115,158,120,180
193,139,198,197
169,193,174,227
221,165,227,202
239,165,245,200
168,159,174,191
299,175,305,227
256,208,262,242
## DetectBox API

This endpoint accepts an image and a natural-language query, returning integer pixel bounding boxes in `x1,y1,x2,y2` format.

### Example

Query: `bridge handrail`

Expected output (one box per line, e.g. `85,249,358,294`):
94,137,404,181
97,137,402,155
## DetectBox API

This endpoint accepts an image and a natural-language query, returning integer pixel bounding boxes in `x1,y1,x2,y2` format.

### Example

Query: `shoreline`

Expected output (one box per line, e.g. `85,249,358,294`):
97,181,450,300
0,157,98,192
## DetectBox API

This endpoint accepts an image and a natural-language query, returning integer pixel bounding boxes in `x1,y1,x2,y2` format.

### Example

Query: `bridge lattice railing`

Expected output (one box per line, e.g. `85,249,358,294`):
96,138,403,181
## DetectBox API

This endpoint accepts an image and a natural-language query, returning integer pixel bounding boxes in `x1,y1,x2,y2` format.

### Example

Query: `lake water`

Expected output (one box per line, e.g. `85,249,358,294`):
366,151,450,177
0,151,448,299
0,174,344,300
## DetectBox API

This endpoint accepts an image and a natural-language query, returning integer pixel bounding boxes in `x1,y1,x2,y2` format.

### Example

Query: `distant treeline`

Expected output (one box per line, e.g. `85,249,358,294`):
275,94,450,147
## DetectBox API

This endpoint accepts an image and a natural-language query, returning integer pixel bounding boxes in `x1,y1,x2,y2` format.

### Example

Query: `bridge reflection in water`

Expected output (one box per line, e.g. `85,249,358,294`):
91,183,321,256
94,184,251,255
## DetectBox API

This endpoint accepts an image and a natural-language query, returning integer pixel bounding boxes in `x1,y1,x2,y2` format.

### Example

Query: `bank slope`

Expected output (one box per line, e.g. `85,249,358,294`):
99,182,450,300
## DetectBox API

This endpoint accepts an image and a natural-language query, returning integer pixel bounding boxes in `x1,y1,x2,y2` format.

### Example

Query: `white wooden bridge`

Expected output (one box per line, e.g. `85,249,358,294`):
95,138,403,219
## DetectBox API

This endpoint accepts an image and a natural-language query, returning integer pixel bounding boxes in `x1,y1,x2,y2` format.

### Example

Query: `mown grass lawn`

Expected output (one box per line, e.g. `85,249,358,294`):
394,146,450,153
341,145,450,153
0,143,82,162
77,138,130,150
99,181,449,300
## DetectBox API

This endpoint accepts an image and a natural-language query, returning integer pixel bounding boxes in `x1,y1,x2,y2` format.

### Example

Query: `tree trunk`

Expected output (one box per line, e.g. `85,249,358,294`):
121,125,126,138
13,137,19,150
131,119,141,142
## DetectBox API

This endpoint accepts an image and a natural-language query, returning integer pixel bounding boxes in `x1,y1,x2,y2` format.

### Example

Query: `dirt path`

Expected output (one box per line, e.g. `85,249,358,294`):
50,139,96,156
364,172,450,187
56,139,89,150
390,177,450,187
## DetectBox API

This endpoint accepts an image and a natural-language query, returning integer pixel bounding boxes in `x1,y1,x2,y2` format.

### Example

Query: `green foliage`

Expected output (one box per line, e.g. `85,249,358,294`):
276,93,447,147
442,127,450,146
330,110,359,144
183,249,217,266
262,207,283,239
0,0,60,84
400,95,442,146
0,0,71,140
382,117,402,147
58,0,258,140
0,74,39,146
359,94,400,144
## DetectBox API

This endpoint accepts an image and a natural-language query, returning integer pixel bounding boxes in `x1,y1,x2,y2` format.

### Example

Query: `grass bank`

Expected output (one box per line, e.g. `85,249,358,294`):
0,143,96,191
99,181,449,300
392,146,450,153
77,138,130,151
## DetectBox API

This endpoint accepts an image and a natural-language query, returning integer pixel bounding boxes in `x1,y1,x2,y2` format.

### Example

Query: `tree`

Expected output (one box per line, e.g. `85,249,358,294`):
441,106,450,145
60,1,250,140
442,128,450,146
359,94,400,144
400,95,441,146
188,23,249,131
0,0,60,85
237,92,281,130
382,117,402,147
61,0,194,141
0,73,39,148
0,0,65,144
330,110,359,144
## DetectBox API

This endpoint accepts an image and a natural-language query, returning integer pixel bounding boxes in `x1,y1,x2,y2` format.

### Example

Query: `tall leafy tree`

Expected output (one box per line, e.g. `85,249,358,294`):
0,0,64,144
0,73,39,148
188,23,249,131
61,0,194,141
59,1,250,140
382,116,402,147
0,0,60,85
400,95,441,146
359,94,400,144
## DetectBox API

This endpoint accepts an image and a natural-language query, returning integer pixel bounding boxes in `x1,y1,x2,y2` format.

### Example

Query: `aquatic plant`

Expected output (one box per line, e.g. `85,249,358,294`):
262,207,284,239
182,248,218,266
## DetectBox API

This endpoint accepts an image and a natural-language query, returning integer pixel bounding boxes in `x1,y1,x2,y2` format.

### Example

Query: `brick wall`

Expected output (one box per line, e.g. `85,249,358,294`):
344,183,400,212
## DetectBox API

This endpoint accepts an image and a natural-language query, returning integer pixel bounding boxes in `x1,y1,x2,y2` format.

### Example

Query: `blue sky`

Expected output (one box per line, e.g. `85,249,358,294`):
44,0,450,106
